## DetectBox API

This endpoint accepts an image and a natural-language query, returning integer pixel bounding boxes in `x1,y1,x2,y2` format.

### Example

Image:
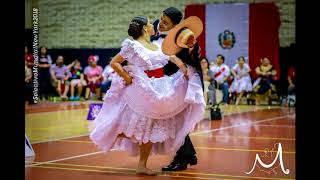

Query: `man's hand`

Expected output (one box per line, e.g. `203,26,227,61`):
181,66,189,80
186,67,192,80
124,76,133,85
91,77,97,83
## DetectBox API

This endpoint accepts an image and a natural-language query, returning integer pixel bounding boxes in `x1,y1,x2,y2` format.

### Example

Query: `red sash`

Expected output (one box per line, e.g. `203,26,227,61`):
144,68,164,78
214,67,225,78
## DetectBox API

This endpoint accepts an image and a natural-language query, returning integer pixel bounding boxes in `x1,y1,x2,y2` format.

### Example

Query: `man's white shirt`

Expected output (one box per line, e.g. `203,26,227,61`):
209,64,230,84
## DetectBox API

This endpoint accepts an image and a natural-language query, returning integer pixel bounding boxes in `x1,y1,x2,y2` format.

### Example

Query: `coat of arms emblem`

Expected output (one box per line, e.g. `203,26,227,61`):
218,29,236,49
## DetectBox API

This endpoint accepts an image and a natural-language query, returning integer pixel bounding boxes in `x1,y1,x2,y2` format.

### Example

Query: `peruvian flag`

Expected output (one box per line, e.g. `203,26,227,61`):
185,2,281,79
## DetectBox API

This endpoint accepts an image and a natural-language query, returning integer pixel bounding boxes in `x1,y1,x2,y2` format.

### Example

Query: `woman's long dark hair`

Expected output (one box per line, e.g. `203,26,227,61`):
200,56,209,69
192,44,204,90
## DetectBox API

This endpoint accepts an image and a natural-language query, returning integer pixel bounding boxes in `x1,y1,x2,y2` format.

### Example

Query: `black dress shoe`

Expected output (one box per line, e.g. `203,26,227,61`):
188,155,197,165
162,155,197,171
162,160,178,171
162,162,188,171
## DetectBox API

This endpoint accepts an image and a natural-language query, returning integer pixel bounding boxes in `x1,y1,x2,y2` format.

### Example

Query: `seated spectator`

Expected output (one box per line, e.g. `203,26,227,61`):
25,45,34,69
84,55,103,100
229,56,253,105
50,55,71,101
25,61,35,104
253,57,277,105
210,54,230,104
68,59,87,101
286,65,296,107
201,57,217,105
101,58,116,98
287,65,296,95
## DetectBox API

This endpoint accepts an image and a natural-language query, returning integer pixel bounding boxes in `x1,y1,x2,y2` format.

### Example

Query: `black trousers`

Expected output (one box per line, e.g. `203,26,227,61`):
25,82,34,104
39,69,53,98
173,134,196,162
163,62,198,162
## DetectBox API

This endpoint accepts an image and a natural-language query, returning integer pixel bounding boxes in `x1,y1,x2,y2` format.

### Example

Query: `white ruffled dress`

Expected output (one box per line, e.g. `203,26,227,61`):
90,38,205,156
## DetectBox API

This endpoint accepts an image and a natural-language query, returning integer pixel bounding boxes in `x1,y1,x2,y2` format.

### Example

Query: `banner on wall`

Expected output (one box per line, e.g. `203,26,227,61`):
185,2,281,78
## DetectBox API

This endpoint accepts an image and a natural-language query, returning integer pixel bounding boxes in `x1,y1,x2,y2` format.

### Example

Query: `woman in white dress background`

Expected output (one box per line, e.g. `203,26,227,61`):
229,56,253,105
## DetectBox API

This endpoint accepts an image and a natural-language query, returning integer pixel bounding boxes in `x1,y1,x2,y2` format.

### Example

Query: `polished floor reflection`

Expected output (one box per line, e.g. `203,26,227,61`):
25,101,295,180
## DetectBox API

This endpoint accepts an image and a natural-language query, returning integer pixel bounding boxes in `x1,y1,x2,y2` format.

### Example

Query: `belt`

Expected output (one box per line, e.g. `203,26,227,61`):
144,68,164,78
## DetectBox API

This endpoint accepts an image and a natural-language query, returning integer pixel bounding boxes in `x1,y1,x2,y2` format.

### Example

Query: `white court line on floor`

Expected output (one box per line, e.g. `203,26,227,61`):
190,115,290,136
252,124,295,128
26,151,104,167
30,110,294,145
31,134,89,144
26,114,292,168
31,108,287,144
26,147,121,168
210,106,293,119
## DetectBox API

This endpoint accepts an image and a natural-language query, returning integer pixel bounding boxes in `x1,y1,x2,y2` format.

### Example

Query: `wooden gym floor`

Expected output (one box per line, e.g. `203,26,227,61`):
25,101,295,180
